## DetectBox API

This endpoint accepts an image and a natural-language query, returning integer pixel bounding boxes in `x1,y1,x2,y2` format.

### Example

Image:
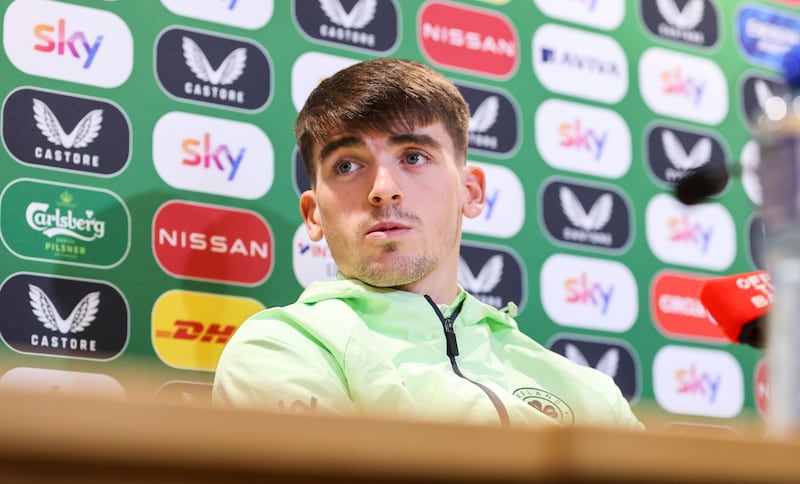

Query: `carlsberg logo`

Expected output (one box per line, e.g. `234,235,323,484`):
25,202,106,241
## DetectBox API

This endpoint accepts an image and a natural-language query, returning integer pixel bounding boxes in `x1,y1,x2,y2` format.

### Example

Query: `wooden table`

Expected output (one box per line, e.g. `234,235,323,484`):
0,388,796,483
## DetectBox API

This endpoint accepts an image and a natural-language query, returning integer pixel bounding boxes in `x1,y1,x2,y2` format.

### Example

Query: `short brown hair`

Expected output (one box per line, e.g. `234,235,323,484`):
295,58,470,185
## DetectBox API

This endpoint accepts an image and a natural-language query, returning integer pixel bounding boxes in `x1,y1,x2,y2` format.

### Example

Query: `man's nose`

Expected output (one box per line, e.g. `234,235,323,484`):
368,164,403,206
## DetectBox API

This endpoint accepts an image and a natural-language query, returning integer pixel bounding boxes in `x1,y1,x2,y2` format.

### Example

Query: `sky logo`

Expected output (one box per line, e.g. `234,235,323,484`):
182,133,245,182
668,214,713,253
462,161,524,238
153,112,273,200
646,194,735,270
535,99,631,179
559,118,608,160
34,18,102,69
564,272,614,315
540,253,637,332
653,345,743,418
639,47,727,125
534,0,624,31
4,0,133,87
661,67,705,107
675,362,722,404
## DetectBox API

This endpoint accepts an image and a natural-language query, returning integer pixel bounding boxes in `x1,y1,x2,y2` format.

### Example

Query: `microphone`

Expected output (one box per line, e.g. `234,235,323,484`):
674,164,742,205
699,270,773,349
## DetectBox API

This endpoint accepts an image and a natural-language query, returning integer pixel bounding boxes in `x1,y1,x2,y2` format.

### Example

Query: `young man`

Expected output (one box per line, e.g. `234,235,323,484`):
213,58,643,429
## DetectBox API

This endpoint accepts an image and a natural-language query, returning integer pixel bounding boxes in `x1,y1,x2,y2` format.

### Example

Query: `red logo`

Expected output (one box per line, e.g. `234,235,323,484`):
651,271,727,343
418,1,518,79
755,358,770,419
152,200,273,285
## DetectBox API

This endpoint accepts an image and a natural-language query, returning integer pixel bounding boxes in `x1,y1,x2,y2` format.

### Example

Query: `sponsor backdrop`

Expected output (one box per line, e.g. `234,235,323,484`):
0,0,795,430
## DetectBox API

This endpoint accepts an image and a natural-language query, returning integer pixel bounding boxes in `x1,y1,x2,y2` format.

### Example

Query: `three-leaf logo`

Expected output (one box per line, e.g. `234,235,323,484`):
645,124,727,187
741,74,788,129
29,283,99,336
459,241,525,310
155,27,272,111
658,0,704,29
0,273,128,360
456,82,520,157
2,88,131,176
565,343,619,379
33,98,103,150
560,186,613,233
662,129,711,171
293,0,399,53
182,36,247,87
320,0,376,28
548,335,640,402
469,96,499,134
641,0,718,48
540,178,632,252
458,254,503,294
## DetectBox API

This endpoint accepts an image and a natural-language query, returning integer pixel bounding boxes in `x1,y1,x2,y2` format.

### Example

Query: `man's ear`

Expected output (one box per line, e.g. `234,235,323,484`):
462,164,486,219
299,190,324,241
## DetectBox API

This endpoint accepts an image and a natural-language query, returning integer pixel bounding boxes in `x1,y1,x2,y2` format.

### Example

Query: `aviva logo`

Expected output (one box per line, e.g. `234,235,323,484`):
4,0,133,87
152,290,264,371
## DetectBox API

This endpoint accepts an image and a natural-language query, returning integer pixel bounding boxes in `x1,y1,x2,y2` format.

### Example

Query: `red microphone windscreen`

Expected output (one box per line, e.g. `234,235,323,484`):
699,271,773,344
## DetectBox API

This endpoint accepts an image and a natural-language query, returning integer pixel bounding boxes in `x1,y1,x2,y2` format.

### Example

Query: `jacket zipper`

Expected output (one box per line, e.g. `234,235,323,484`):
424,295,510,427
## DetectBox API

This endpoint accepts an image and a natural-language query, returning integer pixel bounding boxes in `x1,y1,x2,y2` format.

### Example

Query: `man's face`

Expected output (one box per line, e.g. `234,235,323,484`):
299,122,485,297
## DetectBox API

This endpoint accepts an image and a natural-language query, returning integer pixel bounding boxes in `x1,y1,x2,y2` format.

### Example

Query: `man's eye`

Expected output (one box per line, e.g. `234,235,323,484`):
404,152,427,165
336,160,355,174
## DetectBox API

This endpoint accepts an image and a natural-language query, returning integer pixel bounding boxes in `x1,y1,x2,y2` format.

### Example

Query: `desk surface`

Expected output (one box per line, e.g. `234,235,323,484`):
0,389,796,483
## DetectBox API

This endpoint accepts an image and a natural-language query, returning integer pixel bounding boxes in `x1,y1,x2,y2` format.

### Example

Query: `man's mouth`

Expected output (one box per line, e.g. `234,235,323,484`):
365,221,411,239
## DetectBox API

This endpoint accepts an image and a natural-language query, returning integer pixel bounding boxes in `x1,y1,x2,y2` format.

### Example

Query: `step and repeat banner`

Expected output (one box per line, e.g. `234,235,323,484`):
0,0,797,430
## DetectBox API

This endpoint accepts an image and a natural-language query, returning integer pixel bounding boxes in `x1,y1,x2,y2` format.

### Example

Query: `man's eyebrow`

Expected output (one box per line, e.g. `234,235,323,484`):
317,132,443,162
389,133,442,150
318,136,364,162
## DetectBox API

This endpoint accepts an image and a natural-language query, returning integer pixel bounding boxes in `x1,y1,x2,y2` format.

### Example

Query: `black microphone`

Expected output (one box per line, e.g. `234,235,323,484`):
674,164,743,205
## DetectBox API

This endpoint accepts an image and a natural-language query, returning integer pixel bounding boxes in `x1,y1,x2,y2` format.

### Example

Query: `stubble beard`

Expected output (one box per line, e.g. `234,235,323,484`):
353,241,437,288
327,205,459,288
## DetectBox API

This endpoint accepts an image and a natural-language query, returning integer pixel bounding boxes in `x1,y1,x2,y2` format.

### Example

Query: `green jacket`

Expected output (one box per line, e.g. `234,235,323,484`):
213,278,643,429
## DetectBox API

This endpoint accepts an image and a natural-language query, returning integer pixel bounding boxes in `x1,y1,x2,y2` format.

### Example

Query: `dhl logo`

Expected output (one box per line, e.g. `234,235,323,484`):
152,290,263,371
155,320,237,344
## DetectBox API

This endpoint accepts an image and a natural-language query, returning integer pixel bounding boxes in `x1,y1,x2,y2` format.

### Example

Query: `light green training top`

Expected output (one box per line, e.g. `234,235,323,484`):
213,277,643,429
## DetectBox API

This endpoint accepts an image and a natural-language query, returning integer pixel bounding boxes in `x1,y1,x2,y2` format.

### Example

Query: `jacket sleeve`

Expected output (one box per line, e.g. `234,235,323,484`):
212,314,356,416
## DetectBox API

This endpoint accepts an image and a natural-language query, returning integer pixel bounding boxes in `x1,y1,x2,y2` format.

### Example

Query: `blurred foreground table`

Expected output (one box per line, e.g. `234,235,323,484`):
0,389,797,483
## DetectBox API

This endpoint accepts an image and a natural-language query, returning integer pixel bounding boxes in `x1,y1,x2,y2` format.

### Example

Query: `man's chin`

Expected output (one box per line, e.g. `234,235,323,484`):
351,262,433,289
